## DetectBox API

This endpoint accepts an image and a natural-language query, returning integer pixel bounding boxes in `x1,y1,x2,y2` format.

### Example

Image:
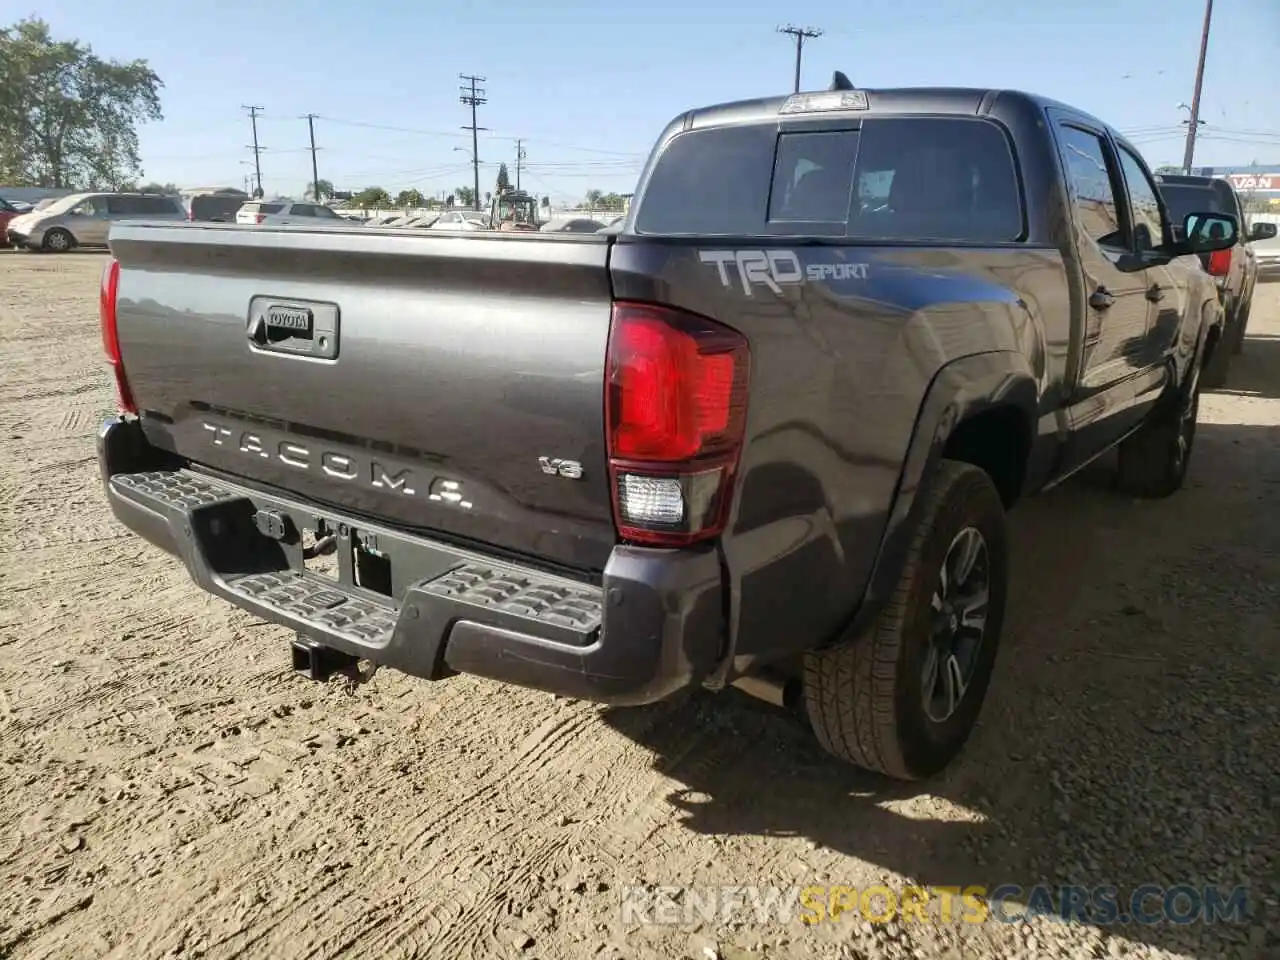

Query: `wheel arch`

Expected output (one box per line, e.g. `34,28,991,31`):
842,350,1040,643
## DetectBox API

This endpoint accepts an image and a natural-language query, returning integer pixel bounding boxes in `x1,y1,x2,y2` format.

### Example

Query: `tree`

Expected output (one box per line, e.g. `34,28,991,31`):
496,162,511,196
0,17,163,188
455,185,475,209
306,178,334,201
395,188,424,208
138,181,178,194
353,186,390,209
584,189,604,209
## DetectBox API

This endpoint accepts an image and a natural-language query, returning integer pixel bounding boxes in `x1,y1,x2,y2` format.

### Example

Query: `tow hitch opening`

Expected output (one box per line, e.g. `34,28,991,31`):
291,637,362,682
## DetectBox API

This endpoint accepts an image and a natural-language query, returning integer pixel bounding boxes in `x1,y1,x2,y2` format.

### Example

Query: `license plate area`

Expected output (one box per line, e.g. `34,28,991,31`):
246,296,339,360
301,519,393,598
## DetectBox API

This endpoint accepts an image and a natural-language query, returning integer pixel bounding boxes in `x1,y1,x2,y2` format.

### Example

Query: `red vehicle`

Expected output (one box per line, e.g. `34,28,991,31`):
0,196,19,246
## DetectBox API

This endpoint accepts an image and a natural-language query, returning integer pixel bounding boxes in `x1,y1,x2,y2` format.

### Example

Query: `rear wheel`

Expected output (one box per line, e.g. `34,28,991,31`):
803,460,1007,780
1115,360,1201,499
42,228,74,253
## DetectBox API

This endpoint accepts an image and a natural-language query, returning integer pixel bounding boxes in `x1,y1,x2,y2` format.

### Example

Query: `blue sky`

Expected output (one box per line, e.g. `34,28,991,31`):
29,0,1280,202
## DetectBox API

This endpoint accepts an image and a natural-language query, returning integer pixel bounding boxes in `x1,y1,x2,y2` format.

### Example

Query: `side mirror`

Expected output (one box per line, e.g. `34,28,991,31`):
1248,221,1278,243
1174,211,1237,256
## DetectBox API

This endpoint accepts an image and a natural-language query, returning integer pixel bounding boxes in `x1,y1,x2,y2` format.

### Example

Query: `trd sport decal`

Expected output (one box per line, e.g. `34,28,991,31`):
698,250,870,296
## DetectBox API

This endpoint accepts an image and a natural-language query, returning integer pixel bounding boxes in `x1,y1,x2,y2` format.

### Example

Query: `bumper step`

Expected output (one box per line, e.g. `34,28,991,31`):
107,467,605,655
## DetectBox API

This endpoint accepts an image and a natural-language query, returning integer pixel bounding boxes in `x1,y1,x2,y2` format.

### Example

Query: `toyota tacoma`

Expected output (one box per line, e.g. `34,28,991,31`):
96,79,1238,779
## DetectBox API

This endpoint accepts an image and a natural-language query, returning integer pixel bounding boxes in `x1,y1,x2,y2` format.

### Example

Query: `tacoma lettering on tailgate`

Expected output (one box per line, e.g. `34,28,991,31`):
200,421,428,498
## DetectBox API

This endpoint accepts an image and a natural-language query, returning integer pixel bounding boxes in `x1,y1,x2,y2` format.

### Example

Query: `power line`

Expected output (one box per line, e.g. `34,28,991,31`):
515,138,526,192
459,74,487,210
242,105,264,197
777,25,823,94
1181,0,1214,173
302,113,322,199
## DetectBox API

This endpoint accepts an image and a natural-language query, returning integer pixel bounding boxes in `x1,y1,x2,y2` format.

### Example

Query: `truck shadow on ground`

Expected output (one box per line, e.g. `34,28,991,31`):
1212,334,1280,401
600,420,1280,960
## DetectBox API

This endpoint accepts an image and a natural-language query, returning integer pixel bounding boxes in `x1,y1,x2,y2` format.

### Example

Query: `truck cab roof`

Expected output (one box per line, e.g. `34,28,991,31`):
677,82,1112,137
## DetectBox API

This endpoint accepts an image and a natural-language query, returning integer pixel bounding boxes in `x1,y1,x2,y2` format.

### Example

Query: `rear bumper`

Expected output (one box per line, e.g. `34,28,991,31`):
98,416,724,705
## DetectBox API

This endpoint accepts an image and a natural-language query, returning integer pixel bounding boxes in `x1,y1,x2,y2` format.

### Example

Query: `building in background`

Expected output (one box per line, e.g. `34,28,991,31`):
1190,165,1280,208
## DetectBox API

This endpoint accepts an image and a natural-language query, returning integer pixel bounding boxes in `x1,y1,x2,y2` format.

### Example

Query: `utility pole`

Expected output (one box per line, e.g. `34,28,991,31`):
459,74,487,211
303,113,322,200
1181,0,1214,174
242,105,264,197
777,25,823,93
515,139,526,192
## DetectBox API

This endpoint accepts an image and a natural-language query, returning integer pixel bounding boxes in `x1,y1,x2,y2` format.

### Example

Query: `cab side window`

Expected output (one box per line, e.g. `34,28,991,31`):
1057,125,1124,252
1116,147,1167,253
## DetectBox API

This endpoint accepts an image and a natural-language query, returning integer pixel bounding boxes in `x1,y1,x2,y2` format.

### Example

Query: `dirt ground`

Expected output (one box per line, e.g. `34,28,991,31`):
0,250,1276,960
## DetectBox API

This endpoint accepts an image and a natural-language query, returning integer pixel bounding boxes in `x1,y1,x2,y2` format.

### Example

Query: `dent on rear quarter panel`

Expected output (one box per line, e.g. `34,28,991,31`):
611,241,1069,671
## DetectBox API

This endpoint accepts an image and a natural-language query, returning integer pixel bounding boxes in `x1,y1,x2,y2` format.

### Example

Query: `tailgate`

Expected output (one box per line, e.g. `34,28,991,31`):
109,222,617,572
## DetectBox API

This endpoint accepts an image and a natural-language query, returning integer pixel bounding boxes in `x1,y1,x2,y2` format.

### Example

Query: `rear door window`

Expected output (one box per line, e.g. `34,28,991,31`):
106,195,144,215
1116,147,1167,252
242,202,284,215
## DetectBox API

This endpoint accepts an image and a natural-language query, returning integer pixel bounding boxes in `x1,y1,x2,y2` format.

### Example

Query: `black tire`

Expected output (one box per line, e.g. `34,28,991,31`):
802,460,1008,780
1115,360,1201,499
41,228,75,253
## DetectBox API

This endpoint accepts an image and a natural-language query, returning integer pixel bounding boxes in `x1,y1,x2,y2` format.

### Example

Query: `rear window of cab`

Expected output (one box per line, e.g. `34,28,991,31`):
633,116,1023,243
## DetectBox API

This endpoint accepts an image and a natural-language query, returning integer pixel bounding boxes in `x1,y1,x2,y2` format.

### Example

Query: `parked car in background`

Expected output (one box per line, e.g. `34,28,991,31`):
1255,233,1280,282
1154,173,1277,383
427,209,491,231
5,192,186,251
235,200,349,226
0,195,19,246
184,191,249,223
542,217,606,233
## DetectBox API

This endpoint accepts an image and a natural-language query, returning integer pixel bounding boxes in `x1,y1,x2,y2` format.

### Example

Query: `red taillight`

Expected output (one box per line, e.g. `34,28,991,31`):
605,302,750,546
1207,248,1232,277
255,213,266,224
99,258,136,414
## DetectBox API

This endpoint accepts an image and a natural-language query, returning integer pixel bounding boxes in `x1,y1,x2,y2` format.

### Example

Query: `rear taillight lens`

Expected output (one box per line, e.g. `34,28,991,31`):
99,258,137,414
1207,248,1232,277
605,302,750,546
254,213,266,224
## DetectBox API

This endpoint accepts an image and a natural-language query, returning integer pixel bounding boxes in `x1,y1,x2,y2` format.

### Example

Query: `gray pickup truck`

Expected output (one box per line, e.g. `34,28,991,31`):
97,79,1238,780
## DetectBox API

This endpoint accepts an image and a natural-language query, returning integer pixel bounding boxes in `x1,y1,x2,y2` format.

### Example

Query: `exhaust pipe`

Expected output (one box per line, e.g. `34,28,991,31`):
731,669,799,709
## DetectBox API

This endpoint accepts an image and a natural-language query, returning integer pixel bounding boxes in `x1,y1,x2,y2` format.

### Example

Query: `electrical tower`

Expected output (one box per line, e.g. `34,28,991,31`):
302,114,322,199
776,25,823,93
1181,0,1214,174
515,139,526,192
459,74,488,211
242,105,265,197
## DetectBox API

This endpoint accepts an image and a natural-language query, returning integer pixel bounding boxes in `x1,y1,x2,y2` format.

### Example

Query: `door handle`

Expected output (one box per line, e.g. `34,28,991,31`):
1089,286,1115,310
1146,284,1165,303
